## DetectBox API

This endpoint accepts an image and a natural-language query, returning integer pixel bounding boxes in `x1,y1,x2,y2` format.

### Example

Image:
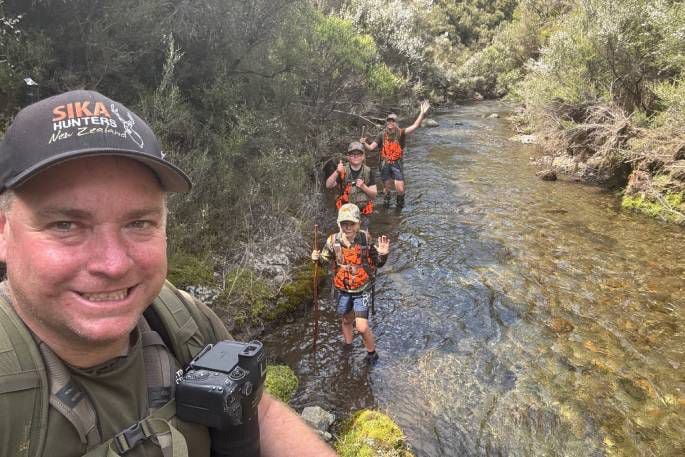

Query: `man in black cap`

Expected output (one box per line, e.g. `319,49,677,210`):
361,100,430,208
0,90,335,457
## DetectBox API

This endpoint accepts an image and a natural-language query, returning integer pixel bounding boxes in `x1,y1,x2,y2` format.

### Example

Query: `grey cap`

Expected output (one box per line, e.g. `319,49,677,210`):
386,113,398,121
347,141,364,153
0,90,191,192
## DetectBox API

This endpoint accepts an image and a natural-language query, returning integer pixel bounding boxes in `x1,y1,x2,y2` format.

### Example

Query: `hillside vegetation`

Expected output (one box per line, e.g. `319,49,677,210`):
1,0,682,311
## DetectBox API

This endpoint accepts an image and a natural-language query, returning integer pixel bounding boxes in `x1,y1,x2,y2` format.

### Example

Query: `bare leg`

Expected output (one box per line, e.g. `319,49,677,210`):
395,180,405,195
355,317,375,352
341,312,355,344
383,179,394,206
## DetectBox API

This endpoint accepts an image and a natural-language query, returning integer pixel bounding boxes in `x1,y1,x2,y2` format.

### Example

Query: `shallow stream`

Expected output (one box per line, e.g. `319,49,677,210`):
264,102,684,457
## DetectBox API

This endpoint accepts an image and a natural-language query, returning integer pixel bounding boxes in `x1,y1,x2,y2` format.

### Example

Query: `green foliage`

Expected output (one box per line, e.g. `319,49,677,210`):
286,12,403,117
336,409,414,457
217,268,276,327
368,63,404,97
651,77,685,127
167,251,215,290
264,365,299,403
621,192,685,224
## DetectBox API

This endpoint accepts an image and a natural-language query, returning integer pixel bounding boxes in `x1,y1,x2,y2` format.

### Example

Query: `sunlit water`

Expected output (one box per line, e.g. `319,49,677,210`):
263,102,684,456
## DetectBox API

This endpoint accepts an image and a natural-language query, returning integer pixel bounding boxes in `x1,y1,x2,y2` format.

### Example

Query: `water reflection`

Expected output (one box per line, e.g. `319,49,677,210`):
264,102,685,456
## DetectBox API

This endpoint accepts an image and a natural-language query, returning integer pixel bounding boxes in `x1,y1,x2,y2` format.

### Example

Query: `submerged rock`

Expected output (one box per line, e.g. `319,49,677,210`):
302,406,335,432
537,169,558,181
422,119,439,128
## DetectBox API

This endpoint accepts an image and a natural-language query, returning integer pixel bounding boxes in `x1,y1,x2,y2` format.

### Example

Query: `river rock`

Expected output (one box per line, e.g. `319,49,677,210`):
536,169,557,181
186,285,220,304
301,406,335,432
422,119,439,128
487,113,500,119
510,134,538,144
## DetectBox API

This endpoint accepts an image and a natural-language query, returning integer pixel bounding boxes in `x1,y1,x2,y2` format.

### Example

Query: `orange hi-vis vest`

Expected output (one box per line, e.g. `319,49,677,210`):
328,231,375,292
336,163,373,215
380,129,404,162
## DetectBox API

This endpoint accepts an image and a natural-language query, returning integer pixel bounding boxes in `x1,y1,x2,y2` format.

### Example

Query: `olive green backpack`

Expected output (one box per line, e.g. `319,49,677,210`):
0,280,217,457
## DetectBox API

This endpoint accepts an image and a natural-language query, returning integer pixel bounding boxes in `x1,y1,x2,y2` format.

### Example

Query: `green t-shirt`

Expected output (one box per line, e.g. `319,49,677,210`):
38,298,231,457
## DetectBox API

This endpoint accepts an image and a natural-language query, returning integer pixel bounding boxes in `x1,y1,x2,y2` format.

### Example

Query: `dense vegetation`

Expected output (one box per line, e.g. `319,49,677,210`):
1,0,683,297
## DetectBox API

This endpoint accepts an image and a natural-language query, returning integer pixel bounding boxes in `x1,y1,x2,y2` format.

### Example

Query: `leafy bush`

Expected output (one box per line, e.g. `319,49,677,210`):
167,251,215,290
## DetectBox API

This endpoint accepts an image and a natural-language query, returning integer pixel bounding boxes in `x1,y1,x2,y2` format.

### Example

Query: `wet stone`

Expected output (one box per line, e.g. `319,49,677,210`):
548,318,574,334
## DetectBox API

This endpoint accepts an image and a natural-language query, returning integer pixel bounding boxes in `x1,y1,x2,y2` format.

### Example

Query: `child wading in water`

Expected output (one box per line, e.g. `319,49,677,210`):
325,141,377,228
311,204,390,364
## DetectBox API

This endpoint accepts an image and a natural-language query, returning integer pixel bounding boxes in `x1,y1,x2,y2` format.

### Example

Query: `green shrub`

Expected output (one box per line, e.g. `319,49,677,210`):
167,251,215,289
264,365,299,403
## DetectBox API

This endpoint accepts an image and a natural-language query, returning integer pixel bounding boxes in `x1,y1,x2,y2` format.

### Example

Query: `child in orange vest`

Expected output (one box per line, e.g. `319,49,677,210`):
311,204,390,364
324,141,377,228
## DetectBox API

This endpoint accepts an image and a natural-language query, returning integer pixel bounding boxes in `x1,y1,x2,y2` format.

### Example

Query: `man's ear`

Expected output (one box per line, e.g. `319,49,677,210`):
0,211,7,262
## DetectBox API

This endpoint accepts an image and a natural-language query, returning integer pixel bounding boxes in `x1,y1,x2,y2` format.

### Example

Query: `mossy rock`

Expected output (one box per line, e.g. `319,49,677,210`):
268,262,323,321
214,267,277,328
264,365,299,403
167,251,215,289
336,409,415,457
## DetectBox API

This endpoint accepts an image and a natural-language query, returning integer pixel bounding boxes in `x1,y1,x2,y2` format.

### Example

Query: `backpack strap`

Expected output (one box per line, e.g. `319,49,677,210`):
149,281,208,364
38,342,102,447
357,231,375,278
0,283,49,457
138,318,176,412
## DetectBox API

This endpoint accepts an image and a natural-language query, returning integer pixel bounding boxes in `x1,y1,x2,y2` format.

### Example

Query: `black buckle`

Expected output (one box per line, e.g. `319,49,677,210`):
114,421,147,454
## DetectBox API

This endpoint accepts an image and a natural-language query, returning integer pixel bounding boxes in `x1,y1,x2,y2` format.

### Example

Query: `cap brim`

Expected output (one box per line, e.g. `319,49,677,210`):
4,148,192,192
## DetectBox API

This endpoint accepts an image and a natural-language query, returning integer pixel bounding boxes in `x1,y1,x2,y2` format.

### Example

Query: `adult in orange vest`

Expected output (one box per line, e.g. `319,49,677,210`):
361,100,430,208
325,141,377,228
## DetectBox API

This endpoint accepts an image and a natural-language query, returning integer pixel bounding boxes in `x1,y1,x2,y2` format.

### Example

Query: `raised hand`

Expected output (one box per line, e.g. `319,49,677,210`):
336,160,345,175
420,100,430,115
311,250,321,261
376,235,390,255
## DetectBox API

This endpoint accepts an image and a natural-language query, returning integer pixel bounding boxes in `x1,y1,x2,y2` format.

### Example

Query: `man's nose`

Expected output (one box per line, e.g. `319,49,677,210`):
86,228,133,277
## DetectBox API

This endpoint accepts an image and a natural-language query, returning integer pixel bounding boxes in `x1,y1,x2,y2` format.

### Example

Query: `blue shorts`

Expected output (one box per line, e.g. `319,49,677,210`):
380,160,404,181
336,291,370,318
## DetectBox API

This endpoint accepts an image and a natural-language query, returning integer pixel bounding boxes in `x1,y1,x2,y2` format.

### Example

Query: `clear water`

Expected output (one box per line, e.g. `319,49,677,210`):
264,102,685,457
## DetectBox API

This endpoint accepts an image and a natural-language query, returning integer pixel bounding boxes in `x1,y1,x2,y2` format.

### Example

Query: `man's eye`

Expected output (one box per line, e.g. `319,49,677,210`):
50,221,76,231
128,220,154,230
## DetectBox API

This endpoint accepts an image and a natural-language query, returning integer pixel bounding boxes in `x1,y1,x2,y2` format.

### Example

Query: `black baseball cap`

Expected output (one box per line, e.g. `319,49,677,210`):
0,90,191,193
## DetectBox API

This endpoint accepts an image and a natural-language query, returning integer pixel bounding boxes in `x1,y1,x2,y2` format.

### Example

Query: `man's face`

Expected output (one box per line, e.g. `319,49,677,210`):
386,118,397,132
0,156,168,349
346,149,365,167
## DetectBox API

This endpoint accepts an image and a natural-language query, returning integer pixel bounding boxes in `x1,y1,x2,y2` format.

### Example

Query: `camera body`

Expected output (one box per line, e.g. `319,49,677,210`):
175,340,266,431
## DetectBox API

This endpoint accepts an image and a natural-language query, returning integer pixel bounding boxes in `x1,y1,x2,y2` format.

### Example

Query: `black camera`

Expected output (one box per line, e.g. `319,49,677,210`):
176,340,266,457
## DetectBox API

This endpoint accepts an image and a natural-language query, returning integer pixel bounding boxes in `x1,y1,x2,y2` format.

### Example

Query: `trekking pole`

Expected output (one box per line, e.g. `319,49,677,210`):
312,224,320,352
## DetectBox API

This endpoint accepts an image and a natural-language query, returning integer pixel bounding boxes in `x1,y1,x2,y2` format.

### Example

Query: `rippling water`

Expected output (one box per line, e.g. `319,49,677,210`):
264,102,685,456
